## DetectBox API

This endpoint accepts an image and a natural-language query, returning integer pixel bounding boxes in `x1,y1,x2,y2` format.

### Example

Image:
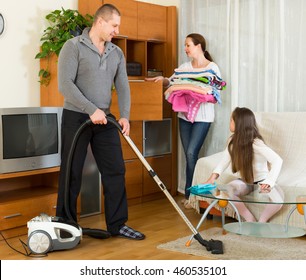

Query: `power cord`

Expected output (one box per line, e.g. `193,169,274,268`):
0,230,47,258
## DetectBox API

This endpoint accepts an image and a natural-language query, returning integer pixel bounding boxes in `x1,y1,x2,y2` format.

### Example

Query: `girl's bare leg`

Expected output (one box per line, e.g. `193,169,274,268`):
227,179,256,222
258,185,284,222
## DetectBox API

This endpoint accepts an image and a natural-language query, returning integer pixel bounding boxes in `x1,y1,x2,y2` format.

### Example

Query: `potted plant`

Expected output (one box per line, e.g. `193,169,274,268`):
35,8,93,86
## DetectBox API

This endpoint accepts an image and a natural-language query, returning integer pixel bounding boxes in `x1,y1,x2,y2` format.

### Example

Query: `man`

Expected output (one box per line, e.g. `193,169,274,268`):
56,4,145,240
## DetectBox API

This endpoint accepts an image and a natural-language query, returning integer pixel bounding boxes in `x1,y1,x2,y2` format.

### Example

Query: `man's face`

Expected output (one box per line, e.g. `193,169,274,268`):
98,13,121,42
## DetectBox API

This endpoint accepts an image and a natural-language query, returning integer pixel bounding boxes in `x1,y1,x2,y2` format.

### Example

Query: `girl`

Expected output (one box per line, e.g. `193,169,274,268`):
205,107,284,222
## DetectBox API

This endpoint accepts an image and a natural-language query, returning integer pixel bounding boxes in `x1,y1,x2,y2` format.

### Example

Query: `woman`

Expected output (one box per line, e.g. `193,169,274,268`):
147,33,222,208
205,107,284,222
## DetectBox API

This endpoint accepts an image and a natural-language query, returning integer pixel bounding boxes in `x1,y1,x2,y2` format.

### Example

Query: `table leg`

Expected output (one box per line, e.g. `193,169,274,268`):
185,199,218,247
228,201,242,233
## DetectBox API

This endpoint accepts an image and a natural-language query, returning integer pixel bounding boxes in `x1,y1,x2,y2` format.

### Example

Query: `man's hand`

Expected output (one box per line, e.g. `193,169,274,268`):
118,118,130,136
90,109,107,125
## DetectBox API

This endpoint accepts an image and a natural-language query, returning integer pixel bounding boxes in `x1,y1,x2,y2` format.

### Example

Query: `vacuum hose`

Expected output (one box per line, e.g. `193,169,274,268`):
63,118,111,239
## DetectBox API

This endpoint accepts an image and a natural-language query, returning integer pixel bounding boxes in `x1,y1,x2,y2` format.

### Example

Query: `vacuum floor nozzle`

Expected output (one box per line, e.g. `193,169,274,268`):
194,233,224,254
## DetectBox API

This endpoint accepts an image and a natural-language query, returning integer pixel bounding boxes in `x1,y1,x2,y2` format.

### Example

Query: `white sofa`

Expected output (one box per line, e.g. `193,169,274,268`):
190,112,306,229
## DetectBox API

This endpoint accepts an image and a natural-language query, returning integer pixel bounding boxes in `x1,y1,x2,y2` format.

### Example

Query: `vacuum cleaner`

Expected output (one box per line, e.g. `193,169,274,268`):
27,119,110,255
27,116,223,255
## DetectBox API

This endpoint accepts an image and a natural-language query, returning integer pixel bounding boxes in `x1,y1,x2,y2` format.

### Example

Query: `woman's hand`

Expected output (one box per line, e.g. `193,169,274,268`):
145,76,170,87
145,76,164,82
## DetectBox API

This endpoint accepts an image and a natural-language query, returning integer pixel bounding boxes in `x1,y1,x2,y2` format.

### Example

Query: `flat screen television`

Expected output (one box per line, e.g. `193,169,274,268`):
0,107,63,174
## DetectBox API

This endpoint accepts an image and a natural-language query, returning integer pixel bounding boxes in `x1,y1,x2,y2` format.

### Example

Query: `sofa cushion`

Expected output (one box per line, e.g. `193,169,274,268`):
255,112,306,187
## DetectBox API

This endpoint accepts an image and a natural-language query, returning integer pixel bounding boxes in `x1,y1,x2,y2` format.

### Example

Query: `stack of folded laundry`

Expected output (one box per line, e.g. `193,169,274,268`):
164,68,226,122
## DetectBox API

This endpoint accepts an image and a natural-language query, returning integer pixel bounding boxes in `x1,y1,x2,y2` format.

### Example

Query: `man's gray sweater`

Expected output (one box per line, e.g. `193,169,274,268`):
58,27,130,119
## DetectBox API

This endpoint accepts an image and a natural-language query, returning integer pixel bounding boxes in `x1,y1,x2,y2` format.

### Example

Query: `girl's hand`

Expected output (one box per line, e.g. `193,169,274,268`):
259,183,271,193
204,173,219,185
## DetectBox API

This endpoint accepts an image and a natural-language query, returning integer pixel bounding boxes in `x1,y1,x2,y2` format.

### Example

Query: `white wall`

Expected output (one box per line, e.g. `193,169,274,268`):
0,0,179,108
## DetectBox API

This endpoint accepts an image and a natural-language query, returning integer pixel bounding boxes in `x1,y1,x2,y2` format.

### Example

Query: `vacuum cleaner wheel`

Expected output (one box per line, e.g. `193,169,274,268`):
28,230,52,254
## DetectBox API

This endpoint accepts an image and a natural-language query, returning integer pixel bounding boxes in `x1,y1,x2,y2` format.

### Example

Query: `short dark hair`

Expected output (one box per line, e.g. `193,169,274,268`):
94,4,121,23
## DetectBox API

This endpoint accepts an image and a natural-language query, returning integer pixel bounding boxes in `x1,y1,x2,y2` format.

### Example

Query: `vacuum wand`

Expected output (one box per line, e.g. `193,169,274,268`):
106,116,223,254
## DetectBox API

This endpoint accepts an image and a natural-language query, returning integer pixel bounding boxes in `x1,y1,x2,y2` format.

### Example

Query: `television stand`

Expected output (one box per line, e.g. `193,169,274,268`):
0,167,59,239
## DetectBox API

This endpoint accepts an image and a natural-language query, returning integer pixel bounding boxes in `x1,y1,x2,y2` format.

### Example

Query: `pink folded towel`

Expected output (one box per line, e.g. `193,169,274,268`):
167,89,216,122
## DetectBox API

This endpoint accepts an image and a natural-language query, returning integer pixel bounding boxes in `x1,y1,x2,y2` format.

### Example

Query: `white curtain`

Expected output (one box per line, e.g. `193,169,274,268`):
177,0,306,193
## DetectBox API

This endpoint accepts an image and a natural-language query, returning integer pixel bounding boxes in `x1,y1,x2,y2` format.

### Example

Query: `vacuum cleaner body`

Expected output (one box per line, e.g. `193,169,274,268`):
27,213,82,254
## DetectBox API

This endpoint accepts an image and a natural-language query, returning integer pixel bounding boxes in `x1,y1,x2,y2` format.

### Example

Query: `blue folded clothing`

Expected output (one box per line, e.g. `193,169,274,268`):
188,183,217,195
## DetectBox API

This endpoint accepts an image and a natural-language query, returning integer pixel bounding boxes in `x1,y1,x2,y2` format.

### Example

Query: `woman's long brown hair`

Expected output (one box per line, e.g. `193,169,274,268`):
228,107,264,183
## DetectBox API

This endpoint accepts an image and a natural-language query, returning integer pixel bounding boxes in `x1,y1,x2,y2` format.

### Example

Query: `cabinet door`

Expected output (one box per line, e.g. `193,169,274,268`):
125,159,143,199
79,0,103,16
111,80,164,121
103,0,138,39
137,2,167,41
143,155,172,196
120,121,143,160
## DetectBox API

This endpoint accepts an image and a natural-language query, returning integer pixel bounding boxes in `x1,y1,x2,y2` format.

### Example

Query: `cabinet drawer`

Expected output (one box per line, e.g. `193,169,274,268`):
143,155,172,195
0,192,57,230
111,80,163,121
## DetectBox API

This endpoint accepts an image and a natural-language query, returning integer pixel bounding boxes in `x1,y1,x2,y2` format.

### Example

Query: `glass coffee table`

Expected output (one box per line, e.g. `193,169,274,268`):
190,184,306,238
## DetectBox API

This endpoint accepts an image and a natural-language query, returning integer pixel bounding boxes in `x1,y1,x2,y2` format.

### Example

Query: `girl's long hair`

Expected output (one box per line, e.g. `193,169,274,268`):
228,107,264,183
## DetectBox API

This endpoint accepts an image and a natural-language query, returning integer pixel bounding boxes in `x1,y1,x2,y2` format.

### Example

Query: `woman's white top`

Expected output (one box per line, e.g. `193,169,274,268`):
169,61,221,123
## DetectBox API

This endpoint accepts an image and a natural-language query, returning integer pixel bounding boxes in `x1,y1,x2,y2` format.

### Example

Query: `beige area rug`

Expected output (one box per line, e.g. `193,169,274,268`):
157,227,306,260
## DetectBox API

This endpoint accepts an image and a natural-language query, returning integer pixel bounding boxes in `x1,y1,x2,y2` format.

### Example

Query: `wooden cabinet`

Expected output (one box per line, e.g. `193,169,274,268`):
0,168,59,239
40,54,64,107
104,0,138,39
111,80,164,121
137,2,167,41
142,155,172,196
124,160,142,200
79,0,138,39
78,0,103,16
120,121,143,159
120,121,142,201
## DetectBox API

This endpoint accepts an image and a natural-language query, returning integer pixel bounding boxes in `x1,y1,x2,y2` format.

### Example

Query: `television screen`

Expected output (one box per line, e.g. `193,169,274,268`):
2,113,58,159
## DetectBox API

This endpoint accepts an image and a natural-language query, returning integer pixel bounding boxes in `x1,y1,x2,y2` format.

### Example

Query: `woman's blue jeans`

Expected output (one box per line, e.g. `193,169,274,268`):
179,118,211,199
